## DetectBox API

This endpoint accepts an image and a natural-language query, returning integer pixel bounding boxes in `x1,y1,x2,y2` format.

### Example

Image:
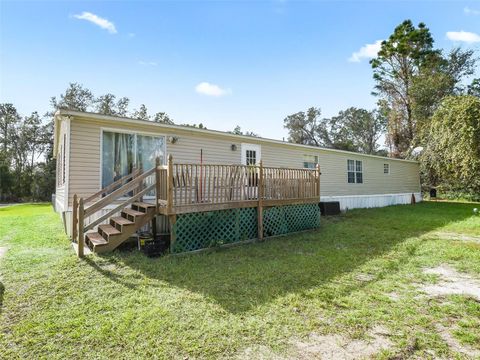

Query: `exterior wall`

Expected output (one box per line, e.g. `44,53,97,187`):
68,117,242,207
261,143,421,197
63,114,421,210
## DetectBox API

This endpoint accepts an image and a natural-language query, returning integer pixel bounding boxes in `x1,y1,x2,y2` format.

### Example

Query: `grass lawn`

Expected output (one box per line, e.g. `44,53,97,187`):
0,202,479,359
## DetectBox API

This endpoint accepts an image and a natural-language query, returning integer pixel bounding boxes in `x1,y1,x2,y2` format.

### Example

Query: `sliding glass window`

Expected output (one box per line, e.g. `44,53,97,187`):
102,131,165,189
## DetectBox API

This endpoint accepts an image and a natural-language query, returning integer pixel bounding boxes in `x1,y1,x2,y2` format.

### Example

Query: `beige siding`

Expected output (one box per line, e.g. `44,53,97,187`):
65,115,420,207
262,143,420,196
67,117,242,206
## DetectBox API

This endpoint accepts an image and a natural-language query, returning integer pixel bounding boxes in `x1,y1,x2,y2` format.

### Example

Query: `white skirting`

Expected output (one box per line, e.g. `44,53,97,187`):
320,192,422,211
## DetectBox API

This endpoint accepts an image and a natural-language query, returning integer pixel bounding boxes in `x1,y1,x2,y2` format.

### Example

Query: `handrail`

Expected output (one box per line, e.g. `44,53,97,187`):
84,184,155,232
84,167,155,218
72,156,321,258
84,167,141,203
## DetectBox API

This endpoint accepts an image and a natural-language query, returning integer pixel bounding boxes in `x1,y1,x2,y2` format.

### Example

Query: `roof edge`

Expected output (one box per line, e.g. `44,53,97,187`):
56,109,419,164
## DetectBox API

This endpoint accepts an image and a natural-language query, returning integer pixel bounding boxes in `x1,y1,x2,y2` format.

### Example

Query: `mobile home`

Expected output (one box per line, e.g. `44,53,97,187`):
53,110,420,254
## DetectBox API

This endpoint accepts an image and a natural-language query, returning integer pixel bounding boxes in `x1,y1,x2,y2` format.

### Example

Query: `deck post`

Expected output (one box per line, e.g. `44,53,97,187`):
78,198,84,258
316,164,321,199
257,160,264,241
167,155,174,214
155,157,161,213
72,194,78,243
167,155,176,251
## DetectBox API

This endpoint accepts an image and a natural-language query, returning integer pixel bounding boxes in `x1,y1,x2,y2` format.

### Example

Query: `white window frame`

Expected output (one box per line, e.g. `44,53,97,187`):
303,154,318,169
241,143,261,165
99,128,167,196
384,163,390,175
347,159,363,184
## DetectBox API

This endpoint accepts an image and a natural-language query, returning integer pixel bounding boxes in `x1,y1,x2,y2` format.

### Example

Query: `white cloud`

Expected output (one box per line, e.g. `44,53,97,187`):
446,30,480,43
349,40,382,62
464,6,480,15
195,82,231,97
138,61,158,66
73,12,117,34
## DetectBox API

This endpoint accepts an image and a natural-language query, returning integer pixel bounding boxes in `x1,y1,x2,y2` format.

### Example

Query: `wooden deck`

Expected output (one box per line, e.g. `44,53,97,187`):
71,156,321,256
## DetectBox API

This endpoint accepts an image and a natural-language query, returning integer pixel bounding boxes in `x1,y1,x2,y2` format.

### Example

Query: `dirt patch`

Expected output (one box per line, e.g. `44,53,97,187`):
355,273,375,282
427,232,480,243
420,265,480,300
386,292,401,301
291,326,392,359
0,247,7,259
236,326,392,359
435,324,480,358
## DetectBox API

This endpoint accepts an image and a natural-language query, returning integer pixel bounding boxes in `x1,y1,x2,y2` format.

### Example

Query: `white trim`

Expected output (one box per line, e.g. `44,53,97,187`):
241,143,262,165
55,110,419,164
64,117,71,211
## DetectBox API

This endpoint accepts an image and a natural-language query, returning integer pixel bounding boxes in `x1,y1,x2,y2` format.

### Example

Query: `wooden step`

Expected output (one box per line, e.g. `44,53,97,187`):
132,202,155,213
86,232,108,247
121,208,145,221
98,224,121,238
110,216,135,231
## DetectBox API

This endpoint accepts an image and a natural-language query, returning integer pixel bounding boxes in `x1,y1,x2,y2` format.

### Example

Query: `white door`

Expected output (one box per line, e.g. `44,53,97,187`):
241,143,261,165
241,144,261,199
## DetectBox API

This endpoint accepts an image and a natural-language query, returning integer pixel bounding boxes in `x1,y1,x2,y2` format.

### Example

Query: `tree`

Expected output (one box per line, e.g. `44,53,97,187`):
468,78,480,97
371,20,477,157
283,107,329,146
132,104,150,121
153,112,174,124
0,103,20,155
329,107,387,155
371,20,439,157
284,106,387,154
421,95,480,193
50,82,94,112
411,48,477,139
229,125,259,137
94,94,131,116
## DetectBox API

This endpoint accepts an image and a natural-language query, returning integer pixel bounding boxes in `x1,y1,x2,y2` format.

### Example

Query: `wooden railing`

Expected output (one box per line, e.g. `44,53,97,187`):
72,154,321,257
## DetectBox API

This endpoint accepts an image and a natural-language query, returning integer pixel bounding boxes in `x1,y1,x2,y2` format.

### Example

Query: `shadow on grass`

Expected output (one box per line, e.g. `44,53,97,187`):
87,202,473,314
0,282,4,314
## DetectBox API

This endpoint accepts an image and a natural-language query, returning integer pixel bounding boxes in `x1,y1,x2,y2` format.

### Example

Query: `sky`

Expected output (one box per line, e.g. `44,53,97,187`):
1,0,479,141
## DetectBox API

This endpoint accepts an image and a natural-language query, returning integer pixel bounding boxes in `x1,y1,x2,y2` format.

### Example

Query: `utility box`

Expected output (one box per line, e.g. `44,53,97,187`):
319,202,341,216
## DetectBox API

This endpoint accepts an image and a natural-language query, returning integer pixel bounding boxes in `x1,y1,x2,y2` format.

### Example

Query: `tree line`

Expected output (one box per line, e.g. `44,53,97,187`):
0,84,254,202
1,19,479,202
283,20,480,198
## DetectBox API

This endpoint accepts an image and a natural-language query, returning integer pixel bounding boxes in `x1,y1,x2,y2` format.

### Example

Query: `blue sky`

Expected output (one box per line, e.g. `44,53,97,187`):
1,1,479,140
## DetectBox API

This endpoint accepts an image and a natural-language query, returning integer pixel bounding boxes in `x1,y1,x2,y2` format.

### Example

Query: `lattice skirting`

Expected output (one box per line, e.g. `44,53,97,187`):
171,203,320,254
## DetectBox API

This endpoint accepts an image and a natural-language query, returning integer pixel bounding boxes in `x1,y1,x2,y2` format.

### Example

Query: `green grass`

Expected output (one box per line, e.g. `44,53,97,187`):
0,202,479,359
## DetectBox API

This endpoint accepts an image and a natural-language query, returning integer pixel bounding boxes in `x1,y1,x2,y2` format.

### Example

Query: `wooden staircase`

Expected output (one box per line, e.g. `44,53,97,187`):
85,202,156,253
72,159,168,257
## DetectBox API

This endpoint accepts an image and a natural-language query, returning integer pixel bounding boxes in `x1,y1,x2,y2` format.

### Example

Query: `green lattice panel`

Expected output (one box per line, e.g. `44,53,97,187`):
172,207,257,253
263,206,288,237
283,203,320,232
263,203,320,237
171,204,319,254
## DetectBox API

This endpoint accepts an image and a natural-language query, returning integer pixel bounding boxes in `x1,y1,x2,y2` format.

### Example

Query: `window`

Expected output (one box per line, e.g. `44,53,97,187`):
245,149,257,166
102,131,165,189
303,155,318,169
384,163,390,174
347,159,363,184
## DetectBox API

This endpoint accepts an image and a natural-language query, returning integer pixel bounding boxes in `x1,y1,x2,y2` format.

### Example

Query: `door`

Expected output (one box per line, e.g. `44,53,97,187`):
241,144,261,198
101,131,166,197
241,143,261,165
